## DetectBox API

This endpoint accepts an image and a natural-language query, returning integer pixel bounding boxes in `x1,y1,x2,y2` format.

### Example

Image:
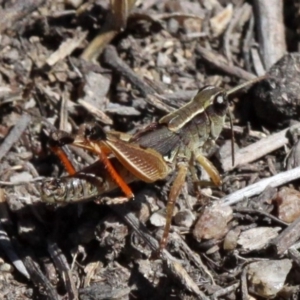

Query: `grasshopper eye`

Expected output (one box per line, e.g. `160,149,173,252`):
212,92,228,114
213,92,227,105
216,94,224,104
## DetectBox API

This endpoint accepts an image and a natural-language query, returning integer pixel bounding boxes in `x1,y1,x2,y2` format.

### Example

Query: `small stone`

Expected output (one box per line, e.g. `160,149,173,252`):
223,227,240,251
247,260,292,298
193,201,233,241
237,227,280,251
174,209,195,228
150,210,166,227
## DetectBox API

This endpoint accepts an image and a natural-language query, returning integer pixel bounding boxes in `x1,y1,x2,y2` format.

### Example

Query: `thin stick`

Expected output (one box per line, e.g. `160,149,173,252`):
220,165,300,207
196,46,256,81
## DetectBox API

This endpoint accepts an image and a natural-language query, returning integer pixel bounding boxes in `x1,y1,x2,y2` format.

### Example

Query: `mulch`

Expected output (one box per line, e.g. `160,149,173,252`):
0,1,300,299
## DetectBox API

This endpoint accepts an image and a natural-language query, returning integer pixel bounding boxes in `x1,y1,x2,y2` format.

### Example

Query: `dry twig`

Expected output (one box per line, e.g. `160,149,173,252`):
196,46,256,80
221,165,300,206
0,114,31,162
220,123,300,172
253,0,286,69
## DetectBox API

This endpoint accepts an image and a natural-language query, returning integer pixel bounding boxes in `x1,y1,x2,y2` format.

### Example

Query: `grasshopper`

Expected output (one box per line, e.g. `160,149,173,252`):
40,76,265,251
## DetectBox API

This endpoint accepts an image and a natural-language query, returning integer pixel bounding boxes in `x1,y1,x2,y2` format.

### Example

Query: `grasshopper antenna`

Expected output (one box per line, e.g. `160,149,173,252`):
226,74,267,167
228,111,235,166
226,75,267,96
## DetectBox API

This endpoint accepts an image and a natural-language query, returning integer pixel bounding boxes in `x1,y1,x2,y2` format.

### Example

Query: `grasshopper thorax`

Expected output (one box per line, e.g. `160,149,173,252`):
159,86,228,132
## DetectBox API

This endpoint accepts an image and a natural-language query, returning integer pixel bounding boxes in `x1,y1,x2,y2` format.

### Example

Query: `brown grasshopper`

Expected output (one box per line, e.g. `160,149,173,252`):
40,76,265,251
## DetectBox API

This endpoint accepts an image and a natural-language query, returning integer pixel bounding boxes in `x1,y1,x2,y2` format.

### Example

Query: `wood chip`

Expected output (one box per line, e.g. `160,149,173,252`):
46,30,87,66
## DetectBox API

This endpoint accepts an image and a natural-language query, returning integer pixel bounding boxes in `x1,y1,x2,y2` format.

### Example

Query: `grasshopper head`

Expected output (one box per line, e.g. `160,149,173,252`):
199,75,267,112
194,86,224,108
209,75,268,118
200,86,229,117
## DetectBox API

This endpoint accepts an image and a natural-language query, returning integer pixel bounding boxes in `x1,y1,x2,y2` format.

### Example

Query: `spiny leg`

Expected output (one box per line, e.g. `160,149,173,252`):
51,127,136,200
74,123,136,199
46,149,133,205
50,145,77,175
97,148,134,199
49,129,135,201
159,162,188,252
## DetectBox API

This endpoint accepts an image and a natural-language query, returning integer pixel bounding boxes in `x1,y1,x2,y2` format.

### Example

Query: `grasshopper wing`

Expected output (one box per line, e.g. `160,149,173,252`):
104,135,170,183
